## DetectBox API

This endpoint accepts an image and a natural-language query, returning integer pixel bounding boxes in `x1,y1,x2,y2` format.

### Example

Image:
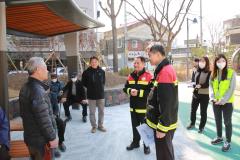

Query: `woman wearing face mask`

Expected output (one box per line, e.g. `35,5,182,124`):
210,54,236,152
187,56,211,133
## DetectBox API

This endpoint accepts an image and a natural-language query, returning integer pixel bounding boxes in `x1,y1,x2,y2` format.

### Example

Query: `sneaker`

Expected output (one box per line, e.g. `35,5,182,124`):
211,137,223,145
82,116,87,123
91,127,97,133
98,126,107,132
144,145,150,155
59,143,66,152
126,142,140,151
222,142,231,152
187,124,195,130
54,149,61,158
198,128,204,134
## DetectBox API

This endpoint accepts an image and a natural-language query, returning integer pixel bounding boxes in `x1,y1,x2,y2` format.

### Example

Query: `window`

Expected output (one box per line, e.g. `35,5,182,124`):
117,39,122,48
132,40,138,48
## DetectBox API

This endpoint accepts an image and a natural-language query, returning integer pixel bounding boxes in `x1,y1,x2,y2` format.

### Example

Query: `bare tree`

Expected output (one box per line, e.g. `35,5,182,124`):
208,22,224,56
99,0,124,72
125,0,194,53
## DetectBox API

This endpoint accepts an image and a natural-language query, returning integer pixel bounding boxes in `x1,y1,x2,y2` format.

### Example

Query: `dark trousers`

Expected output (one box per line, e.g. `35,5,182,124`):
63,100,88,117
213,103,233,143
55,117,66,144
52,103,59,116
28,145,55,160
155,130,175,160
28,145,45,160
190,94,209,129
130,112,145,144
0,145,10,160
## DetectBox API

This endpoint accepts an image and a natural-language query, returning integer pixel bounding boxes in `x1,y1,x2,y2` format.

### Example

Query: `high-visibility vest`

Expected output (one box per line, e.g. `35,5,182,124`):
212,68,234,103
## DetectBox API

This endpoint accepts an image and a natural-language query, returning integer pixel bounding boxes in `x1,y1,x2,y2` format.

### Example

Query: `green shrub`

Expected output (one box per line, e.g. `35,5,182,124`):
119,67,134,76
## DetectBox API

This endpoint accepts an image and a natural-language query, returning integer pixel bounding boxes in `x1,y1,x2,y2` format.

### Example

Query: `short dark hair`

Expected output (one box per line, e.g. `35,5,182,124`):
194,58,200,62
90,56,99,62
135,56,146,63
50,73,57,79
149,44,165,56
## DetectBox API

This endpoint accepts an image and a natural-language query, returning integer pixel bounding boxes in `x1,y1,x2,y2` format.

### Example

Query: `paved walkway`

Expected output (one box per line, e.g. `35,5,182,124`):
12,83,240,160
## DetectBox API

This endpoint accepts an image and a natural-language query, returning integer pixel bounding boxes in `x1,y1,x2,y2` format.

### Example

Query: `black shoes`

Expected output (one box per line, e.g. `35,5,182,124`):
222,142,231,152
187,124,195,130
65,116,72,122
198,128,204,134
211,137,224,145
126,142,150,154
144,145,150,155
59,143,66,152
211,137,231,152
82,116,87,123
126,142,140,151
54,149,61,158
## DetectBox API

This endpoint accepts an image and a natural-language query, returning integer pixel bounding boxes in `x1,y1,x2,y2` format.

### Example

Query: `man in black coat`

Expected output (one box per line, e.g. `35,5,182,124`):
62,73,88,122
19,57,58,159
82,56,106,133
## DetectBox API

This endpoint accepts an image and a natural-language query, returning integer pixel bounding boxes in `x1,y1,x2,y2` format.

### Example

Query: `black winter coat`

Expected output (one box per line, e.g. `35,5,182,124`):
62,80,86,102
82,67,105,100
19,77,56,147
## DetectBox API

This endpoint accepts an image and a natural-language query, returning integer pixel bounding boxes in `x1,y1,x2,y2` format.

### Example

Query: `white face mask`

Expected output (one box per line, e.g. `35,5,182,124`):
52,79,57,83
198,62,206,69
71,78,77,82
216,62,226,70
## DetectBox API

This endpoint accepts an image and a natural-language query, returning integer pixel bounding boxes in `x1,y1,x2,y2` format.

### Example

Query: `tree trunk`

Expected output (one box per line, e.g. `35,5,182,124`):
111,15,118,72
165,40,173,55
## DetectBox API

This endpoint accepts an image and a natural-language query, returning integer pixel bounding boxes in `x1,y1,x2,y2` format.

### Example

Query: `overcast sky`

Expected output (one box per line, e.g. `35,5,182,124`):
97,0,240,46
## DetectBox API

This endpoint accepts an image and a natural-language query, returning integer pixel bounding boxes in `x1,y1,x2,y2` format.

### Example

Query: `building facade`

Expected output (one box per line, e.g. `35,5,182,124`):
224,16,240,47
100,21,168,69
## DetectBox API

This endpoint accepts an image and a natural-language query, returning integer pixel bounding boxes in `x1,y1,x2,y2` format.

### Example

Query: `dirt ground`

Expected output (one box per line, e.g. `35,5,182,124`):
8,72,127,98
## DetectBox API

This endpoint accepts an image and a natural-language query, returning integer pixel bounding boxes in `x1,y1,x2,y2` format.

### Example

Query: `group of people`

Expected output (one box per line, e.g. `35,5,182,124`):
124,44,178,160
0,43,236,160
7,56,106,160
187,54,236,152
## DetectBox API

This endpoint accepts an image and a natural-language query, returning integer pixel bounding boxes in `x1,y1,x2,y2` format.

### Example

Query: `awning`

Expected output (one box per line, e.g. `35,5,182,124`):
6,0,104,37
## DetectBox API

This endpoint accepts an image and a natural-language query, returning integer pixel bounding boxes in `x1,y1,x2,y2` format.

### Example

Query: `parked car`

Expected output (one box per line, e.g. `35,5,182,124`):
8,70,28,75
52,67,68,76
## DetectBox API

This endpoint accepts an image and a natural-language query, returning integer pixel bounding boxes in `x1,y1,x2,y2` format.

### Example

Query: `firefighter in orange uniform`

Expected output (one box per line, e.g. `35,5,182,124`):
146,44,178,160
123,56,152,155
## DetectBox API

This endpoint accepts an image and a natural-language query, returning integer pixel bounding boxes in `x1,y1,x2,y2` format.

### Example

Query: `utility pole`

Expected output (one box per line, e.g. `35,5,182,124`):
186,18,197,80
124,0,128,67
187,18,190,80
200,0,203,46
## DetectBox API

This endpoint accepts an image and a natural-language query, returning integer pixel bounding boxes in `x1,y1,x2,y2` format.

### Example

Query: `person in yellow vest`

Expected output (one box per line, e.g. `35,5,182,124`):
210,54,236,152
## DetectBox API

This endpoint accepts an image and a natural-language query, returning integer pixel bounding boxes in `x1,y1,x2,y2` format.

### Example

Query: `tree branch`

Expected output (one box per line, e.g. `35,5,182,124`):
115,0,124,16
171,0,194,40
125,0,149,25
107,0,111,8
99,1,111,17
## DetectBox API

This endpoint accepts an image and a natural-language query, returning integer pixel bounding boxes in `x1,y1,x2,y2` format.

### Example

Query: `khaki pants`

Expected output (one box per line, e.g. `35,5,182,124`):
88,99,105,128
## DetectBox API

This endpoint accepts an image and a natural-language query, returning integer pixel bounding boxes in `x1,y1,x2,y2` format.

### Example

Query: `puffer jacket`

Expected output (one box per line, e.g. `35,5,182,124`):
146,58,178,133
49,81,64,105
19,77,56,147
82,67,105,100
